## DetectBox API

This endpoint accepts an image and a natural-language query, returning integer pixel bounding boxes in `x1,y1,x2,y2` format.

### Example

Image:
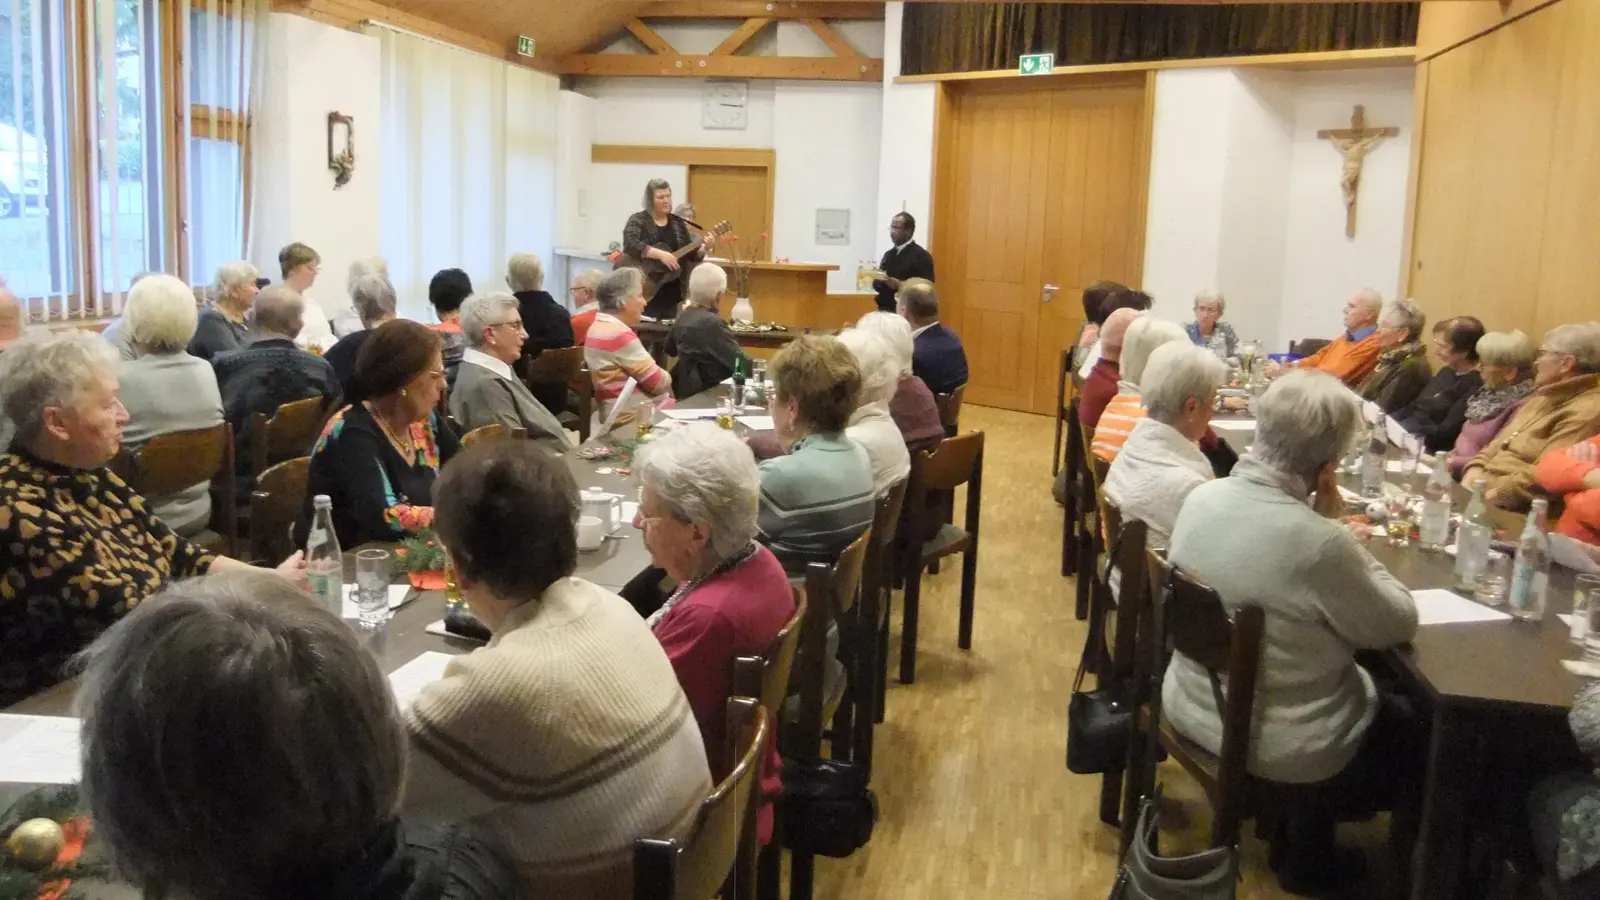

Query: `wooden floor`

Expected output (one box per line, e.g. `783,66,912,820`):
814,404,1386,900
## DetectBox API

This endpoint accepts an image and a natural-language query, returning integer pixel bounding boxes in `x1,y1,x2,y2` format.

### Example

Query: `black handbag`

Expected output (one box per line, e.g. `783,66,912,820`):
1067,614,1131,775
779,756,877,858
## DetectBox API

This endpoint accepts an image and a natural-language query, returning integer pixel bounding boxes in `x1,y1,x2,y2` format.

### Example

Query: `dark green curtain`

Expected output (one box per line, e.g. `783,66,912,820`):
902,3,1419,76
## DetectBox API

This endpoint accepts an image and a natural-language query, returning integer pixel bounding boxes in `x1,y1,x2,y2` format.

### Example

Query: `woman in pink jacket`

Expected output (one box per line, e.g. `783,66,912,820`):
1447,330,1536,477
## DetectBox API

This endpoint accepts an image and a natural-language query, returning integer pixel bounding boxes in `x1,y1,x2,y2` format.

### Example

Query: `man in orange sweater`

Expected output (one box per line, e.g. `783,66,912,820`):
1269,289,1384,387
1535,434,1600,546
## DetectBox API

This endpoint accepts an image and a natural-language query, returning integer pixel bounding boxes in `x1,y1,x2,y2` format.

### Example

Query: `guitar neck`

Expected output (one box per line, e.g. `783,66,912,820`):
674,237,704,261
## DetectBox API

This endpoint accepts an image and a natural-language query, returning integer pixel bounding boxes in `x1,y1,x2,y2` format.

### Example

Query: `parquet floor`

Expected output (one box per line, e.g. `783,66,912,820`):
812,405,1387,900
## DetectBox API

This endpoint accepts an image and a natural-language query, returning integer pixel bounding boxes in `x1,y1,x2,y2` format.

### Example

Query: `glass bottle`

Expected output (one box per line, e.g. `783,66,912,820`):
305,494,342,615
1361,412,1387,499
1508,498,1551,622
731,354,747,412
1418,452,1454,551
1454,482,1492,591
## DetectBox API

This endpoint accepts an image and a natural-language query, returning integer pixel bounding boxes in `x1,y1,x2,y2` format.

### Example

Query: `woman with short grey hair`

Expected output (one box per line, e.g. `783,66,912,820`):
585,267,670,410
118,273,225,538
837,328,911,492
622,178,709,319
636,422,794,838
856,310,944,450
1162,368,1418,890
1357,298,1433,414
451,292,571,448
666,262,741,399
505,252,545,294
505,251,574,368
1448,329,1538,476
189,260,258,361
75,571,525,900
0,330,305,707
323,274,398,403
1186,290,1237,358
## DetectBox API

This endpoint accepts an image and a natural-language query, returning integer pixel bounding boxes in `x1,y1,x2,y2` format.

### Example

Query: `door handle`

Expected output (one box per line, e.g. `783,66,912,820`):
1042,284,1060,303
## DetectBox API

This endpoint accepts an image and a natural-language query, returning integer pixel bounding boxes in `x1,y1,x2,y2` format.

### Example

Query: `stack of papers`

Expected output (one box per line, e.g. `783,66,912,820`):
661,408,722,421
1411,588,1511,626
737,415,776,431
387,651,458,711
0,714,81,784
1211,418,1255,433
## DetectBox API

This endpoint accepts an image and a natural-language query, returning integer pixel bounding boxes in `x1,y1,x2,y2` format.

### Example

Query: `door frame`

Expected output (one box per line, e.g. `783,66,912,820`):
591,144,776,250
927,72,1157,353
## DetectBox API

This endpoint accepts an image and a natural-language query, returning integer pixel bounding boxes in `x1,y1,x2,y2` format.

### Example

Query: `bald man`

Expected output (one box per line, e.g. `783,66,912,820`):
0,283,22,352
900,278,967,396
213,284,340,483
1080,307,1141,430
1273,288,1385,387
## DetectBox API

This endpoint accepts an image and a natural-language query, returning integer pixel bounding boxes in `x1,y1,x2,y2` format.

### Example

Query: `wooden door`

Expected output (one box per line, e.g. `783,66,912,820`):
940,77,1150,415
687,165,772,257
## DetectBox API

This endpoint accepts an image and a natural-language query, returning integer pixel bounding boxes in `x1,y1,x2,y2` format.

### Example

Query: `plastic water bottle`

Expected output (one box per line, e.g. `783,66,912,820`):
1418,452,1454,551
1508,498,1551,622
1453,482,1491,590
306,495,343,615
1361,412,1387,498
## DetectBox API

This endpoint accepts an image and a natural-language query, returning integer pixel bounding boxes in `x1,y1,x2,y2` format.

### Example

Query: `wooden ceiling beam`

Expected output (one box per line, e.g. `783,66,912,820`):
624,17,676,54
637,1,883,20
711,17,773,55
555,52,882,81
800,17,861,58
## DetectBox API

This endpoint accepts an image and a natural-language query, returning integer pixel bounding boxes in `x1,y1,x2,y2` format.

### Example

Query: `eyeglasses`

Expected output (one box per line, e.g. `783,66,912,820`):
490,319,524,331
570,287,592,296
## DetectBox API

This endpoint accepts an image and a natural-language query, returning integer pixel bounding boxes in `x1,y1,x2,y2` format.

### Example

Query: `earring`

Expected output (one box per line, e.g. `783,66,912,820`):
401,389,408,397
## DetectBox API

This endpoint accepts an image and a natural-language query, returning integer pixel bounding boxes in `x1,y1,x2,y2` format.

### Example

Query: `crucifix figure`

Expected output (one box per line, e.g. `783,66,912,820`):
1317,105,1399,238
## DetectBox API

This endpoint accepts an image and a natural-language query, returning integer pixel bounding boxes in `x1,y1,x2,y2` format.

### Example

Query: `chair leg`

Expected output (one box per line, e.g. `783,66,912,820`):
900,562,923,684
1075,521,1094,622
1099,765,1124,827
854,601,879,774
757,836,782,900
790,850,815,900
1061,481,1078,578
875,600,890,723
830,613,856,762
957,548,977,650
1053,414,1064,477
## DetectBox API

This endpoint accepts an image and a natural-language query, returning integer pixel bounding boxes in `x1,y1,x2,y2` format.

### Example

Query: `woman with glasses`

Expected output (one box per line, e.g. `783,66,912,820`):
450,292,571,450
1185,290,1238,359
297,319,461,547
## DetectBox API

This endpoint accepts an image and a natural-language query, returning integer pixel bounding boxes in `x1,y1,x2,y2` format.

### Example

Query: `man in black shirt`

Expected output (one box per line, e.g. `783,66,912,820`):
872,212,936,313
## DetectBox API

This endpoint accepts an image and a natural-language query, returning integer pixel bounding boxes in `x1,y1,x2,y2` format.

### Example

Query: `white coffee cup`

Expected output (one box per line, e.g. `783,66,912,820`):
576,516,606,552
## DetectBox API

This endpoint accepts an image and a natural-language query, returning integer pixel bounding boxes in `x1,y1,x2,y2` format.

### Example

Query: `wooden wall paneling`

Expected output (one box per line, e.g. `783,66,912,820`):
1398,58,1429,300
1406,0,1567,337
1414,0,1563,60
1531,0,1600,332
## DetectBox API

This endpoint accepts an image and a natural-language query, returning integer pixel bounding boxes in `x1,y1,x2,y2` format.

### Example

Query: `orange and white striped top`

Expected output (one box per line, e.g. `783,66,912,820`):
1091,391,1146,462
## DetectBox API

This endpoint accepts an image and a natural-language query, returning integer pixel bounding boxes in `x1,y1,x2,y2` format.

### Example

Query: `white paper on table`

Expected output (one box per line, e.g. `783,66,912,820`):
1411,588,1512,626
1211,418,1256,433
737,415,775,431
388,651,458,711
1384,458,1433,474
0,714,82,784
1552,534,1600,574
599,378,639,433
1564,658,1600,678
661,408,721,421
340,584,414,619
1362,400,1382,424
1338,485,1365,504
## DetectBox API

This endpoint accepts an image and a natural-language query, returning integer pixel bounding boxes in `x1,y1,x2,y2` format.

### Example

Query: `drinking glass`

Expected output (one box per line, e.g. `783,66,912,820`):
1475,551,1511,607
1578,575,1600,660
355,548,393,627
1386,496,1416,547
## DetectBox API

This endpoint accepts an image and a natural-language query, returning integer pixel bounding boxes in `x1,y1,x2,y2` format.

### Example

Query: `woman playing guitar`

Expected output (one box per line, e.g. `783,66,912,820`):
621,179,716,320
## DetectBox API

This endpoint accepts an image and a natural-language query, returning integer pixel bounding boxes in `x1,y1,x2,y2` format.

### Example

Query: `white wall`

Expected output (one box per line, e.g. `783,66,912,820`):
1141,65,1414,350
251,13,382,311
875,3,937,250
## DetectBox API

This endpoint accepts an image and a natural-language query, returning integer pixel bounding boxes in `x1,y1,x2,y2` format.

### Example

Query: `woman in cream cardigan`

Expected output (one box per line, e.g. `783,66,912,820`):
402,440,711,898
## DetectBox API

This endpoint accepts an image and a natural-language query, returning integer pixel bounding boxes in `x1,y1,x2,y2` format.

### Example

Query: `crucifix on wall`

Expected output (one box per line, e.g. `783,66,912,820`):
1317,105,1399,238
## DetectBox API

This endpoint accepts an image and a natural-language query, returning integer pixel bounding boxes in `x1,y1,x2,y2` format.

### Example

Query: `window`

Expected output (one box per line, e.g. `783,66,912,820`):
0,0,75,301
183,2,251,285
95,0,167,292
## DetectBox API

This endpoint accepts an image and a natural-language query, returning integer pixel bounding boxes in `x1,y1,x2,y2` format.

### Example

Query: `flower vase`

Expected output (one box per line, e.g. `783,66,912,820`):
731,296,755,324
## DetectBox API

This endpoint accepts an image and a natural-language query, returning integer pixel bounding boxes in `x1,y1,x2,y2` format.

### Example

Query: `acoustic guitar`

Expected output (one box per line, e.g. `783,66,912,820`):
613,220,732,301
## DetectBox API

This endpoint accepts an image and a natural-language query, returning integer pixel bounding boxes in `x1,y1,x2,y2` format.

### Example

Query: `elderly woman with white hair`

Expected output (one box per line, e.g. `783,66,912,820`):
1185,290,1237,358
324,273,399,402
188,260,258,361
837,328,912,492
1464,322,1600,510
1448,329,1537,476
450,291,571,450
507,251,575,361
584,267,670,413
1164,370,1420,892
856,310,944,452
75,571,526,900
1357,298,1433,413
666,263,743,399
0,330,305,707
1090,315,1190,461
636,422,794,844
117,273,226,538
1103,342,1223,551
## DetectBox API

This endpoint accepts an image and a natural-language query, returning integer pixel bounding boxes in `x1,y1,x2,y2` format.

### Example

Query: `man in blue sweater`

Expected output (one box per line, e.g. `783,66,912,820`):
900,278,968,396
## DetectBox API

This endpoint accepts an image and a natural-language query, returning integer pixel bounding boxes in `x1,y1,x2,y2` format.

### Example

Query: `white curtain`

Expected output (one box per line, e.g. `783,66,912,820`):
372,25,557,323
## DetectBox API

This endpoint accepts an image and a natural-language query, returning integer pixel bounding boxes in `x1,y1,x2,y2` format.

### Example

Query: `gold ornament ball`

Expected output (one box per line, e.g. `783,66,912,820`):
5,818,65,871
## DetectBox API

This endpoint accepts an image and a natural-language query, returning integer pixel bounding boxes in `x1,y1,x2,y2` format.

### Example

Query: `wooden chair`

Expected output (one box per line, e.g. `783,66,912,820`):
460,424,527,447
895,431,984,685
934,384,965,437
1288,337,1331,359
249,396,329,478
1125,549,1267,852
1098,496,1150,829
249,457,310,565
1054,349,1077,477
522,345,585,415
633,697,769,900
573,362,596,443
854,480,906,768
782,536,871,900
115,424,237,556
1074,424,1106,628
1062,396,1084,580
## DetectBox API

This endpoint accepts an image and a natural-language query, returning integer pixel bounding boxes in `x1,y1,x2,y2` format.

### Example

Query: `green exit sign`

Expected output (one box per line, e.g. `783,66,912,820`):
1019,52,1054,76
516,35,536,57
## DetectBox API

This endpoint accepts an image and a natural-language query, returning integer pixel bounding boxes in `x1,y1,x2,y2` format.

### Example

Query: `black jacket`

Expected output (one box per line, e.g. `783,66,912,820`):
912,323,969,396
324,329,373,403
666,305,742,399
514,289,576,413
873,240,936,312
1394,367,1483,453
281,820,527,900
214,337,341,477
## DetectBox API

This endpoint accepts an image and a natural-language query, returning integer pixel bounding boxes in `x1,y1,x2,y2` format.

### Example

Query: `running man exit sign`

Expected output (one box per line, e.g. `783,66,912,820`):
1019,53,1054,76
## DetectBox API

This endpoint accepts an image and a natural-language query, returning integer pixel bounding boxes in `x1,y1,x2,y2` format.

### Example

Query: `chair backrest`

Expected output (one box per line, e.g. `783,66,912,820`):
250,396,328,476
789,532,871,756
934,384,965,436
573,362,595,443
632,697,768,900
1289,337,1331,358
460,424,527,447
250,456,310,565
523,345,585,386
729,591,806,771
862,479,908,603
903,432,984,548
118,424,237,552
1101,499,1149,684
1146,548,1266,848
1057,348,1075,414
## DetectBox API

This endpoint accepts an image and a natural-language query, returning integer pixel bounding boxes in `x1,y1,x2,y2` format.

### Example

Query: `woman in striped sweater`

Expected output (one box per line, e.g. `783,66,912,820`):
401,440,711,898
584,267,671,416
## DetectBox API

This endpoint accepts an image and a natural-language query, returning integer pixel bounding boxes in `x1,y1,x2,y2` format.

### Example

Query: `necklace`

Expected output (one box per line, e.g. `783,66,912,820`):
365,402,416,460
